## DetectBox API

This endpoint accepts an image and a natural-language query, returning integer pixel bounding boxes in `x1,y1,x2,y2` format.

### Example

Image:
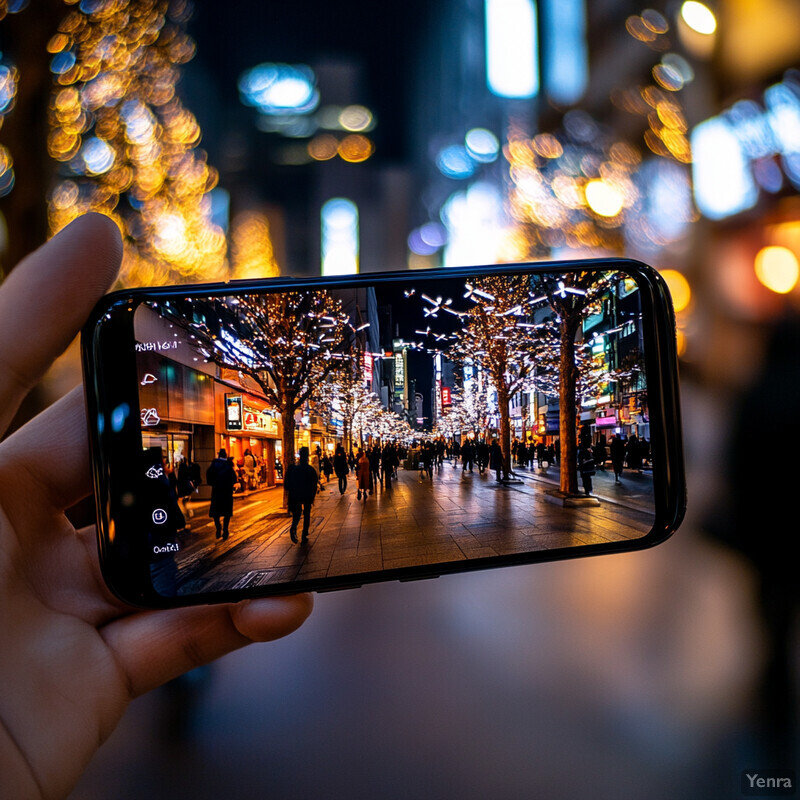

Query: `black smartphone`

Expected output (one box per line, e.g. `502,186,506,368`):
81,258,685,608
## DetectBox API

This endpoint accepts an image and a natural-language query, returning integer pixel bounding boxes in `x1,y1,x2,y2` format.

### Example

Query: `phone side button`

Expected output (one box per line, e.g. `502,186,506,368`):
399,575,440,582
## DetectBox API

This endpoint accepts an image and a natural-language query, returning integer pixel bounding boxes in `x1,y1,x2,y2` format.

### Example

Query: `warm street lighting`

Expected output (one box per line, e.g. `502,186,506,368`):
755,246,800,294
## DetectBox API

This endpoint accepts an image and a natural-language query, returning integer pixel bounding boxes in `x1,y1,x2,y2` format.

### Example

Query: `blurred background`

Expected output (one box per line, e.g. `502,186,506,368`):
1,0,798,797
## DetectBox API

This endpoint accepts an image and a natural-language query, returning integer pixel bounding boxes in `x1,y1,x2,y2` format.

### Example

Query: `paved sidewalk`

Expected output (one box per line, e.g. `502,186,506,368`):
172,460,655,595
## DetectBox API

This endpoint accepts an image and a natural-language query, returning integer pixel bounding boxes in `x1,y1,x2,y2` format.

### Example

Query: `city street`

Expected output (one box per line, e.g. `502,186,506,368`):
173,460,655,595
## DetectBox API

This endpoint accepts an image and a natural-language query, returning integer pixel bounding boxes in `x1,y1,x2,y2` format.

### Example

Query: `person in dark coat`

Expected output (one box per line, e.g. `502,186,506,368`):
333,444,348,495
578,443,596,496
476,440,489,474
610,434,626,484
461,438,474,472
285,446,318,543
593,436,608,472
490,438,503,482
626,433,642,472
368,445,381,493
206,448,236,540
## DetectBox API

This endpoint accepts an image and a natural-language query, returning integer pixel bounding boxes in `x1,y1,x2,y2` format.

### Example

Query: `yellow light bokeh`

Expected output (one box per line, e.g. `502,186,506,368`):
754,246,800,294
660,269,692,312
338,134,374,163
585,179,624,217
680,1,717,35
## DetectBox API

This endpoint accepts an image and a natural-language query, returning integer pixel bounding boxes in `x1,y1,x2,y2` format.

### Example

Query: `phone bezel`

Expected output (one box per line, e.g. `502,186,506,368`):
82,258,686,608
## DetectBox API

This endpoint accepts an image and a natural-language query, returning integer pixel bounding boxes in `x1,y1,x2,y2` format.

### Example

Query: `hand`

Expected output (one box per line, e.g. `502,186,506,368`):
0,214,312,800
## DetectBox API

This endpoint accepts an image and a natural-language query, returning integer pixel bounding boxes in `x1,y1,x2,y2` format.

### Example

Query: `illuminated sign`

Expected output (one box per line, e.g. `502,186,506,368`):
363,351,373,385
226,395,243,430
243,407,278,435
394,351,405,393
595,414,617,426
441,386,452,406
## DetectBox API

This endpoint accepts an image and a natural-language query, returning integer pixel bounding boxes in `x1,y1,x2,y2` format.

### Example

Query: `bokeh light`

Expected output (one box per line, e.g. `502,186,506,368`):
754,246,800,294
585,179,624,217
338,134,374,163
680,1,717,35
239,63,319,115
660,269,692,312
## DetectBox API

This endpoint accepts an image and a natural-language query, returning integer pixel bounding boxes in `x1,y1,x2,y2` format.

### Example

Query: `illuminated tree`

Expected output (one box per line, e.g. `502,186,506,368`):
317,351,379,452
529,271,622,495
448,274,547,480
160,290,352,504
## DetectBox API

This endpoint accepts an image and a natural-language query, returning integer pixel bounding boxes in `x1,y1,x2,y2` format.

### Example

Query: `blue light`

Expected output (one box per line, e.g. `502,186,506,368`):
111,403,129,433
239,63,319,116
436,145,476,179
541,0,587,106
691,116,758,220
486,0,539,99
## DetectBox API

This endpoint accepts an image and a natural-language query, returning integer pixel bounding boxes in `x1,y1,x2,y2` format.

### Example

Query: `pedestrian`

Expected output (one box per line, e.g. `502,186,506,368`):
369,445,381,493
610,433,626,484
490,438,503,482
243,448,256,490
476,440,489,474
578,442,596,496
176,457,196,519
420,443,434,480
626,433,642,473
206,448,236,540
334,444,348,495
462,438,474,472
593,436,608,472
285,446,318,543
321,453,333,484
356,449,371,500
452,439,461,467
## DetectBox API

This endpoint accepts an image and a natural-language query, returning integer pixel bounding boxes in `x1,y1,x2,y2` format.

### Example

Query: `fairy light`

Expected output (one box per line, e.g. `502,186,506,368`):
43,0,226,286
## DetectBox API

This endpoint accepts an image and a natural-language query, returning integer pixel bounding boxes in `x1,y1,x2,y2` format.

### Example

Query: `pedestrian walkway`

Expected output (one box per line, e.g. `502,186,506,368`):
172,460,655,596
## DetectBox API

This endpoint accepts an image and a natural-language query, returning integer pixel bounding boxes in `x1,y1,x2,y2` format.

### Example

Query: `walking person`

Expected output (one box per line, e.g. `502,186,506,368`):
243,448,257,490
285,446,318,544
176,457,196,519
593,436,608,472
334,444,348,495
578,442,596,496
490,438,503,482
476,439,489,474
461,438,474,472
321,453,333,485
356,449,371,501
610,433,626,484
206,448,236,540
369,445,381,493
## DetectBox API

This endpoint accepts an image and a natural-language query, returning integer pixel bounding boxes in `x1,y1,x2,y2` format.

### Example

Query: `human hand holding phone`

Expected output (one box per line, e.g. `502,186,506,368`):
0,214,312,800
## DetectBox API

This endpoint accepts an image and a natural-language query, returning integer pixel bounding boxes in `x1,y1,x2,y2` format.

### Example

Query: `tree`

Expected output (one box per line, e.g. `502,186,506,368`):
317,351,380,453
530,271,621,495
448,274,547,480
160,290,353,504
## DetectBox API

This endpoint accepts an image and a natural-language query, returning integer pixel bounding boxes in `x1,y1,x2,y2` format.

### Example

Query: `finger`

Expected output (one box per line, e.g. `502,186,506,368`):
100,593,314,697
0,386,92,512
0,213,121,434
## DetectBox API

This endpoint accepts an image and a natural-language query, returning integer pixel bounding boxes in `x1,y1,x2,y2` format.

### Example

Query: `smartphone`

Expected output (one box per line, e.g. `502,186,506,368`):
82,258,685,608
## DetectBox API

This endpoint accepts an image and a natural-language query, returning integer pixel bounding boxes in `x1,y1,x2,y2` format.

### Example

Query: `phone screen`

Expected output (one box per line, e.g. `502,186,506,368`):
86,261,684,604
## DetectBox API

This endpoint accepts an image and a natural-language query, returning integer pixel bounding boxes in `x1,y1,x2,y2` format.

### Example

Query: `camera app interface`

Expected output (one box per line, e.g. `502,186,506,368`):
134,269,655,597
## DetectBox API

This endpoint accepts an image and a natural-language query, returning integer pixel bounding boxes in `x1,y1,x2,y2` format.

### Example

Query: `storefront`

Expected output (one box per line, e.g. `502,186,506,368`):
218,389,281,487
